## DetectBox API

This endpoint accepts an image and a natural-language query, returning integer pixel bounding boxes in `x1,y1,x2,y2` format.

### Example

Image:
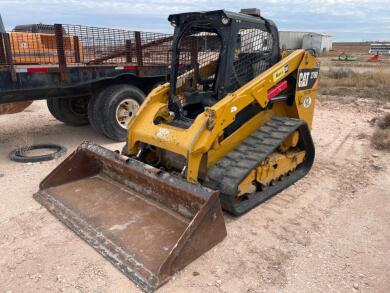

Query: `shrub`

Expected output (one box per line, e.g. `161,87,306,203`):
372,113,390,151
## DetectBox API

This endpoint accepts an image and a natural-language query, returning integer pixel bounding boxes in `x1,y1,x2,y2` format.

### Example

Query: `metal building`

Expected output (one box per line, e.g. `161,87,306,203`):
279,31,308,50
279,30,332,54
302,33,332,54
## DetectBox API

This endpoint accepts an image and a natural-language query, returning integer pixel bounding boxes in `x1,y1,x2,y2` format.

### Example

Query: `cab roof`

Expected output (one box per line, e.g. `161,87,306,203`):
168,9,269,26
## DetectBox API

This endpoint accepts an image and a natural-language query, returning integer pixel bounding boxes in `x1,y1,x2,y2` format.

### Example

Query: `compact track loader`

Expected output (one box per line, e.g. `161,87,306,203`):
34,8,319,292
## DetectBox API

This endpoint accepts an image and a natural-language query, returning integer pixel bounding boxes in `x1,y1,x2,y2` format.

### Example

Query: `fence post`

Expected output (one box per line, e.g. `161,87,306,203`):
2,33,16,82
73,36,81,63
54,24,68,80
125,39,133,63
134,31,143,67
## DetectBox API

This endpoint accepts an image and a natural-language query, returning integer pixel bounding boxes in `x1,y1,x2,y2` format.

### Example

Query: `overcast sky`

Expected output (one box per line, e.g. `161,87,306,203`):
1,0,389,41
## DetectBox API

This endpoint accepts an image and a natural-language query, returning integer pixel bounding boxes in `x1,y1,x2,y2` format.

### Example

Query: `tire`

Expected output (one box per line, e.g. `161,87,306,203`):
47,99,64,121
88,93,105,135
93,84,145,141
9,143,67,163
47,96,89,126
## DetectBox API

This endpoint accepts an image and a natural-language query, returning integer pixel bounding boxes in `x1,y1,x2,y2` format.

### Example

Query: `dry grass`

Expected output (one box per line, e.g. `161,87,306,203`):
377,113,390,129
321,67,390,88
372,113,390,151
319,67,390,101
372,129,390,151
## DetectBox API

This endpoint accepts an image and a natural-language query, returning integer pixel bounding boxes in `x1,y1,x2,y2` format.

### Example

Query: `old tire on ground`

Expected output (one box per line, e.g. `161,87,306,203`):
92,84,145,142
9,143,67,163
47,96,89,126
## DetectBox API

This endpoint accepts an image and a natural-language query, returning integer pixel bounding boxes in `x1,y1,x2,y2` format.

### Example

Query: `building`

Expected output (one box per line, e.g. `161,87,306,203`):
279,31,332,54
302,32,333,54
279,31,307,50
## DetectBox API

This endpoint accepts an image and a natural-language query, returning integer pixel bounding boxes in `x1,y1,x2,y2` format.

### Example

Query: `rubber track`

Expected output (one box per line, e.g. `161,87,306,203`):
205,116,315,215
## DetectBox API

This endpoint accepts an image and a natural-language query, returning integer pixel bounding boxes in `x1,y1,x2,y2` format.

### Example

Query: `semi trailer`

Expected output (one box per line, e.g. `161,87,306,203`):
0,16,173,141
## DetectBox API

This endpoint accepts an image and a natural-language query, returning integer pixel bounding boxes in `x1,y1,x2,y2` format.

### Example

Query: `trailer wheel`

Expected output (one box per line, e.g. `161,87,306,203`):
88,94,105,135
96,84,145,141
47,96,89,126
47,99,63,121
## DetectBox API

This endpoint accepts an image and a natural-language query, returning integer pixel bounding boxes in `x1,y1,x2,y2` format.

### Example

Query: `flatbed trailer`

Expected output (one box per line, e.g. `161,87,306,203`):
0,23,173,141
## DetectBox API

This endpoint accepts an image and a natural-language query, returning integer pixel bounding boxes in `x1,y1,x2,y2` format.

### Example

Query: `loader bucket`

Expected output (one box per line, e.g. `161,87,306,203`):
34,142,227,292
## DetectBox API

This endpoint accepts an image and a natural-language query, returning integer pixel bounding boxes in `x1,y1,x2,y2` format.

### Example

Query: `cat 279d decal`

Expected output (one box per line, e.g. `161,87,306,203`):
297,68,320,90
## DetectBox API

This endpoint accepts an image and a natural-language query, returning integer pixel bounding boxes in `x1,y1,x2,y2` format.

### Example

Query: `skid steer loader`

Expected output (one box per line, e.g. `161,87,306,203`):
34,8,319,292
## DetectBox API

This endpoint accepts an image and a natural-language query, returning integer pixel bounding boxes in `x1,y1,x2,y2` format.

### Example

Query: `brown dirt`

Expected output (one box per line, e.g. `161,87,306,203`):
331,43,370,55
320,42,390,70
0,99,389,293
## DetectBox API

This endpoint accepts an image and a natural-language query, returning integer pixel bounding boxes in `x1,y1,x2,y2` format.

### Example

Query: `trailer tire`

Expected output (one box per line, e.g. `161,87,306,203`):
98,84,145,141
47,96,89,126
47,99,64,121
88,94,105,135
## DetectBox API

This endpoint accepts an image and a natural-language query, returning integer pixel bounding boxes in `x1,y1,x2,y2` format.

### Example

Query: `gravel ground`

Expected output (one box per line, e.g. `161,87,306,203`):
0,99,389,293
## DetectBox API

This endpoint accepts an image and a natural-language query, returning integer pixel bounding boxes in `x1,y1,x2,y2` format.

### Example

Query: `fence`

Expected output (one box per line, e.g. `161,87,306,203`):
0,24,173,68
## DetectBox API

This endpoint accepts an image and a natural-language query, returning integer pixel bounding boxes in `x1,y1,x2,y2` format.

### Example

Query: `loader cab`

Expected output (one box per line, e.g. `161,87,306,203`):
168,9,280,123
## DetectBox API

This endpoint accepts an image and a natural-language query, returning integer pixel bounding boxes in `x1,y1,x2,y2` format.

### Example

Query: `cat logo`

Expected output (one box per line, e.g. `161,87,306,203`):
297,68,320,90
298,72,310,88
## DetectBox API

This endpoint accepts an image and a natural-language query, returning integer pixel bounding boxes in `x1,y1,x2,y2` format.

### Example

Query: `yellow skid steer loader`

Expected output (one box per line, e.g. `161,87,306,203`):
34,8,319,292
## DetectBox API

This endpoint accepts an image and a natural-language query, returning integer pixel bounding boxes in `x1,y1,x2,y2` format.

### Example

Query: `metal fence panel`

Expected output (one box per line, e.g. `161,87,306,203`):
1,23,173,66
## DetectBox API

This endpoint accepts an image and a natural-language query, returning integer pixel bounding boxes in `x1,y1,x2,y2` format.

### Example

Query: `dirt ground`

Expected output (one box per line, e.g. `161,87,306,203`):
0,97,389,293
327,43,371,58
